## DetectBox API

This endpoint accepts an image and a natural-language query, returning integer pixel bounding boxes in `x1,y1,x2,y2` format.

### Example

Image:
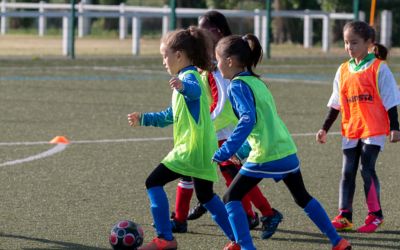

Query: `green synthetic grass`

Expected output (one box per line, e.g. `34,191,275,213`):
1,56,400,250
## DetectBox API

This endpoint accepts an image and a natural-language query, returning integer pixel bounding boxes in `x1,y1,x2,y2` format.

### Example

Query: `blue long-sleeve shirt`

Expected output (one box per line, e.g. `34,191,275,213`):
141,66,202,127
213,71,256,162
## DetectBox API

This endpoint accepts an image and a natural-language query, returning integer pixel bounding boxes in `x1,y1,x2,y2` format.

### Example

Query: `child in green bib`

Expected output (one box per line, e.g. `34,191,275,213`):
213,34,352,250
170,11,282,241
127,26,238,250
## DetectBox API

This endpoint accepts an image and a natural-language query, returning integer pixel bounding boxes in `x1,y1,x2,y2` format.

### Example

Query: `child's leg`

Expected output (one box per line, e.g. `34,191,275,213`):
339,143,362,219
246,184,274,217
356,142,384,233
192,177,235,241
359,143,382,216
283,170,342,246
221,162,274,217
174,176,194,222
220,165,255,218
223,173,262,250
145,163,181,240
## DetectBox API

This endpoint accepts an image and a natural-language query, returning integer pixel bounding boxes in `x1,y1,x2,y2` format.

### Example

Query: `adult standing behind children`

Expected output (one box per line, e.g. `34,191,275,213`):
213,33,352,250
170,10,283,241
128,26,239,250
316,20,400,233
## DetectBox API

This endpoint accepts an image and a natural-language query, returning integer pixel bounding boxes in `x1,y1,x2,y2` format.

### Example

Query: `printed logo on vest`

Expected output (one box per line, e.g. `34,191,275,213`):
347,94,373,103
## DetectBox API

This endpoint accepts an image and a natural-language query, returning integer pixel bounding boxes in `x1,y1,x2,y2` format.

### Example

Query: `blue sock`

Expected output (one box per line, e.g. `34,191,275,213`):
304,198,341,246
147,186,173,241
203,195,234,241
225,201,256,250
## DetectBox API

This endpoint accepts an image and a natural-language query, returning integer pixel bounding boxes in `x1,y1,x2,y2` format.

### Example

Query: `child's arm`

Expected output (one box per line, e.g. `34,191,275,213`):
128,112,141,127
316,107,340,144
229,141,252,165
388,105,400,142
235,140,251,161
171,74,201,101
128,107,173,128
377,63,400,142
213,81,255,162
317,67,341,144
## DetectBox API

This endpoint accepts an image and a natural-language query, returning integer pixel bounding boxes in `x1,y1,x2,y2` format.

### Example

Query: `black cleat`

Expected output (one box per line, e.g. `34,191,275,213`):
247,212,260,230
187,202,207,220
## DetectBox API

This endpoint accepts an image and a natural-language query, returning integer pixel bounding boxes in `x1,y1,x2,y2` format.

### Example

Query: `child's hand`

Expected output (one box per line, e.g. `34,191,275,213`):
390,130,400,143
169,77,183,91
127,112,141,127
316,129,327,144
229,155,241,166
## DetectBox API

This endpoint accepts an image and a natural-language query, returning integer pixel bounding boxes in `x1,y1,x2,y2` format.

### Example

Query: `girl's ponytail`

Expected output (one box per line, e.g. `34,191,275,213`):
242,34,263,69
373,42,388,60
216,34,263,77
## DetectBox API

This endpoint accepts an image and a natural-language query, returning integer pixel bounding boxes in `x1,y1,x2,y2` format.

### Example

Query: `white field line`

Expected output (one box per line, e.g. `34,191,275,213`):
0,144,68,167
292,131,340,136
0,132,340,167
0,132,340,147
263,77,328,85
92,66,167,74
0,137,173,146
0,65,167,74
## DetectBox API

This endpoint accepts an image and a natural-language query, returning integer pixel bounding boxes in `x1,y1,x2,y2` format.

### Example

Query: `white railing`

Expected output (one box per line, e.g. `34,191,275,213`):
1,1,392,56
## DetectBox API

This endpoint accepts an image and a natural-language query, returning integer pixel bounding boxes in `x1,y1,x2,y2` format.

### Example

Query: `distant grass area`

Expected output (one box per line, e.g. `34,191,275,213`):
2,34,400,59
0,53,400,249
0,34,161,57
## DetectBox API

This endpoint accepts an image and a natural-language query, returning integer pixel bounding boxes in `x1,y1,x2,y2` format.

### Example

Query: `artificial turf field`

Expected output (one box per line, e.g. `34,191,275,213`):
1,54,400,250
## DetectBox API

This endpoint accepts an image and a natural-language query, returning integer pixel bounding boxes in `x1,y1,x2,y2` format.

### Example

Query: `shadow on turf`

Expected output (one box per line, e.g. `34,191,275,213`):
197,224,400,249
0,232,109,250
275,228,400,249
376,230,400,235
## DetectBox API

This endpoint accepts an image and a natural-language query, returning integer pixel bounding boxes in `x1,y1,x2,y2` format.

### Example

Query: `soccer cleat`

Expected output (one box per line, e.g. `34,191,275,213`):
223,241,241,250
260,208,283,239
332,238,352,250
138,237,177,250
247,212,260,230
187,202,207,220
357,213,383,233
170,218,188,233
152,214,188,233
332,214,353,232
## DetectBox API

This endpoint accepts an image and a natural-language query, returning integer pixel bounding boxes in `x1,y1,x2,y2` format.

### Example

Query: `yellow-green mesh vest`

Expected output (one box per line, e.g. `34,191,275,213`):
234,76,297,163
200,72,213,106
162,70,219,182
200,71,238,132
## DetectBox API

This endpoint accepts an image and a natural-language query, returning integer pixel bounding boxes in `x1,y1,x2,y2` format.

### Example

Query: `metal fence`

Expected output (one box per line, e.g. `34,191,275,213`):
0,0,393,56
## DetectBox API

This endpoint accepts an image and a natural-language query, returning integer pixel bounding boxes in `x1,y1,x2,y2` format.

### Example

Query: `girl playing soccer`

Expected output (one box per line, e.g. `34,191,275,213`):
128,26,239,250
170,10,283,240
213,34,352,250
316,20,400,233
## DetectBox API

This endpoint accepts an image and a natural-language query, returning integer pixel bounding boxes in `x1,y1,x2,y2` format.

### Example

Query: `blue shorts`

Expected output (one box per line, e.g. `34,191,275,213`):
239,153,300,182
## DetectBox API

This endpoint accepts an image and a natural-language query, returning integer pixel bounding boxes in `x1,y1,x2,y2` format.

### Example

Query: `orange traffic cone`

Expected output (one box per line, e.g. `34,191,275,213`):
49,136,70,144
